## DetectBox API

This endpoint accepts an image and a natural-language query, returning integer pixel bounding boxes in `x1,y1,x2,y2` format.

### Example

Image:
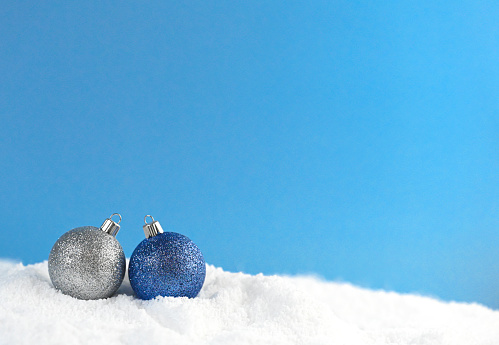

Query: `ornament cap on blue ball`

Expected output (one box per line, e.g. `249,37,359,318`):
48,213,126,300
128,215,206,300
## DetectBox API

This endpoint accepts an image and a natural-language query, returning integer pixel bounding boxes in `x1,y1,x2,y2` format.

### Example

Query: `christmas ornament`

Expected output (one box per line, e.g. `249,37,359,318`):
48,213,126,300
128,215,206,300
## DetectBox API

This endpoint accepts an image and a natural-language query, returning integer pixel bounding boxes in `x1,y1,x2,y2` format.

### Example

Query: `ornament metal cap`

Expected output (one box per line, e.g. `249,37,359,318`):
100,213,122,237
143,215,164,239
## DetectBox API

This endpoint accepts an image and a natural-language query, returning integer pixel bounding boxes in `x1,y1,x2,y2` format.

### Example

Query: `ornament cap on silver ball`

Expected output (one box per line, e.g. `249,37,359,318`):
143,215,164,238
100,213,122,236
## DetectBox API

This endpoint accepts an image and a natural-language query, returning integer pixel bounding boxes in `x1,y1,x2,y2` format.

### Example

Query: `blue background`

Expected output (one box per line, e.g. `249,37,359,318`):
1,2,498,308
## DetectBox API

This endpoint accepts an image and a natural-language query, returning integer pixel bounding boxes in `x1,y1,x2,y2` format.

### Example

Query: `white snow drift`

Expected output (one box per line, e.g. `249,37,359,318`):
0,260,498,345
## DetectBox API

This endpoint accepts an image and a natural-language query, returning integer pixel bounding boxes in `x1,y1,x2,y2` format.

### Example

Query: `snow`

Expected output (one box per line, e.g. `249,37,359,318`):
0,260,498,345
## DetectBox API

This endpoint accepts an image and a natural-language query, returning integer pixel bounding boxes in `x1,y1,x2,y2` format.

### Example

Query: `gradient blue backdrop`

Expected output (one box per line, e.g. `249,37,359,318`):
1,2,498,308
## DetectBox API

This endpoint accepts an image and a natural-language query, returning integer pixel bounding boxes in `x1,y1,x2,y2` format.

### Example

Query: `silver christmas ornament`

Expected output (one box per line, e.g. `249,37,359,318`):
48,213,126,300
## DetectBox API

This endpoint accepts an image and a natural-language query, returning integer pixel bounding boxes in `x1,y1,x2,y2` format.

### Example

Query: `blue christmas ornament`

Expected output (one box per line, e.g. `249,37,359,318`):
129,215,206,300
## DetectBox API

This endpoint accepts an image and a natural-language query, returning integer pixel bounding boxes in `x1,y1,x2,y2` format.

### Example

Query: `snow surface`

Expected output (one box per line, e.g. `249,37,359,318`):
0,260,498,345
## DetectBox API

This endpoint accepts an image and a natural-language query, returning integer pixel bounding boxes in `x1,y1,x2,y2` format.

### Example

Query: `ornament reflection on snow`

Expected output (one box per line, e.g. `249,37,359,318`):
129,215,206,300
48,213,126,300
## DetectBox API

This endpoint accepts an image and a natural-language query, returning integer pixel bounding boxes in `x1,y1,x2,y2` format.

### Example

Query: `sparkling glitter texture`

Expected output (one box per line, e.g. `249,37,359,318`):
129,232,206,300
48,226,126,300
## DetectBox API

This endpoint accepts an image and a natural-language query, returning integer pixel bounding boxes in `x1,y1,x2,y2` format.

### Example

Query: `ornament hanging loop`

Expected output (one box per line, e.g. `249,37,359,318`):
143,215,164,239
144,215,155,224
111,213,122,224
100,213,122,237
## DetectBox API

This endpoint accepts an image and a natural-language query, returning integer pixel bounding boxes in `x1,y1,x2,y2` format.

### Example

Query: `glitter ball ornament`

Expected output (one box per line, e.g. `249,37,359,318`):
48,213,126,300
128,215,206,300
